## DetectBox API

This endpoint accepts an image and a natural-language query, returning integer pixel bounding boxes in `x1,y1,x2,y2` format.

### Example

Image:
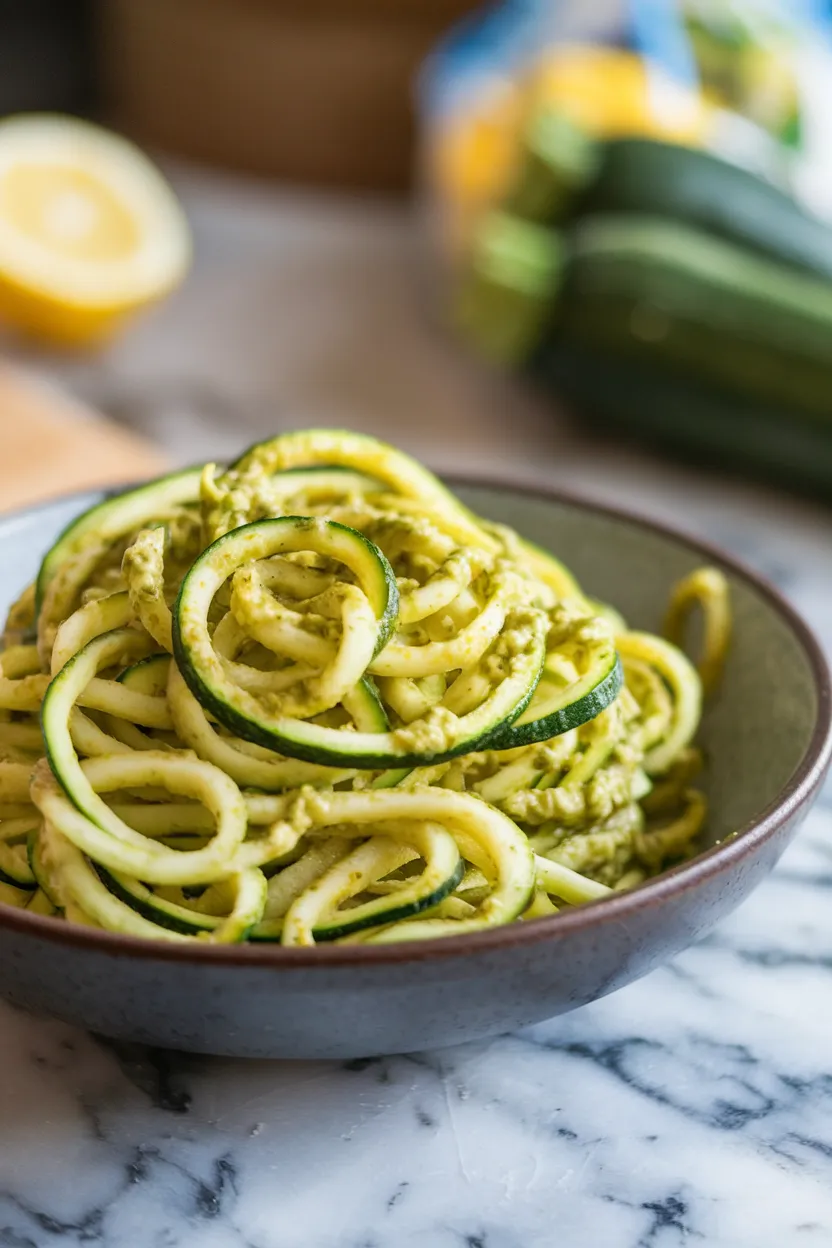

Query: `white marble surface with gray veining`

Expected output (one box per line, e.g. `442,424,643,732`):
2,166,832,1248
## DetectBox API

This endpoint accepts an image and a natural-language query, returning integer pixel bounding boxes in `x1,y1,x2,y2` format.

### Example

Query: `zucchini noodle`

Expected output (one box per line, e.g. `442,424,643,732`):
0,430,730,944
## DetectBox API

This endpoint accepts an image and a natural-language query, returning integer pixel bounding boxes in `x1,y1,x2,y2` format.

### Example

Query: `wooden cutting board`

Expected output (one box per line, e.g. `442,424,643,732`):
0,365,167,513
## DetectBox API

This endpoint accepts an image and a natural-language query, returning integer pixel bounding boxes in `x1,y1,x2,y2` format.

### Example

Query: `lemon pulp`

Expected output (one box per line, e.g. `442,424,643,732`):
0,114,190,347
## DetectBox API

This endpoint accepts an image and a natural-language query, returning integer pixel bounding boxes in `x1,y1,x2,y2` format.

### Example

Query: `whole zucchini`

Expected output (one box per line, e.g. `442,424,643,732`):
540,340,832,502
556,215,832,420
579,139,832,280
513,124,832,281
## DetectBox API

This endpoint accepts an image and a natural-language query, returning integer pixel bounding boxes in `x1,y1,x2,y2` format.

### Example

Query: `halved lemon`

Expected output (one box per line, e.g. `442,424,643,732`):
0,114,191,347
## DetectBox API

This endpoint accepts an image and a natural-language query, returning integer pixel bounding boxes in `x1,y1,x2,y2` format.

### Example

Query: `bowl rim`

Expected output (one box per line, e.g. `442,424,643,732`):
2,474,830,968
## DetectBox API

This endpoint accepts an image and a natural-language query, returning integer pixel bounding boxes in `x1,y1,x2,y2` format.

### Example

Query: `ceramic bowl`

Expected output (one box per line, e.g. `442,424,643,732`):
0,481,829,1059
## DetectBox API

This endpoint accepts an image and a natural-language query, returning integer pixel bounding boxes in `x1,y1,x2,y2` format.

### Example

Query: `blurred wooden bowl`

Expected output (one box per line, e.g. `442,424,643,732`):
97,0,479,192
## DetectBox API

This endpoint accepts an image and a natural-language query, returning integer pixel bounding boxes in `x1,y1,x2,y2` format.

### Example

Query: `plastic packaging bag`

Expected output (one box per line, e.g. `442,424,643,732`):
418,0,832,265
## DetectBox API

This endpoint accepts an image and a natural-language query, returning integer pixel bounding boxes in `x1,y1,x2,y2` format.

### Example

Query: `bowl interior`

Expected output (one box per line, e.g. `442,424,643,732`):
456,483,820,847
2,483,821,853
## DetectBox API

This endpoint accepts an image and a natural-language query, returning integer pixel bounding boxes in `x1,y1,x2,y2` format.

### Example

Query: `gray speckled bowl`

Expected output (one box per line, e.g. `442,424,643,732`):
0,481,829,1059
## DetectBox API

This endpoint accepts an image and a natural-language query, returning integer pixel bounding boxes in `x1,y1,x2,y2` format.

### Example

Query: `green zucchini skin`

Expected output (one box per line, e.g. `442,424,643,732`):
118,653,170,694
556,215,832,420
575,138,832,281
168,648,542,770
93,865,220,936
0,852,36,891
179,515,400,659
542,341,832,502
344,680,412,787
36,464,384,617
515,128,832,281
482,654,624,752
306,858,465,944
35,466,203,613
172,514,551,768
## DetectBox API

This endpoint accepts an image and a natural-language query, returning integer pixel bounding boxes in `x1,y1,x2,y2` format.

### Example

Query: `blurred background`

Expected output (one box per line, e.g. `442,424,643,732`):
2,0,832,540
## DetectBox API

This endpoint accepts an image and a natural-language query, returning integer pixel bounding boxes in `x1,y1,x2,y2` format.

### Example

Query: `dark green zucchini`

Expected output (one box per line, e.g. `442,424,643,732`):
305,857,465,943
511,122,832,281
0,842,36,890
542,340,832,502
93,865,220,936
482,650,623,753
556,215,832,421
576,138,832,280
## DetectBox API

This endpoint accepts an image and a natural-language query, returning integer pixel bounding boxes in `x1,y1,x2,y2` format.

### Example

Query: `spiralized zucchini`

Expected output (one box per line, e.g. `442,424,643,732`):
0,430,730,945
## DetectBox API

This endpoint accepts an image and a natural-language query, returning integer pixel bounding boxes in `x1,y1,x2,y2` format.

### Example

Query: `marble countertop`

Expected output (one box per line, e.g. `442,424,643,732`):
3,167,832,1248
